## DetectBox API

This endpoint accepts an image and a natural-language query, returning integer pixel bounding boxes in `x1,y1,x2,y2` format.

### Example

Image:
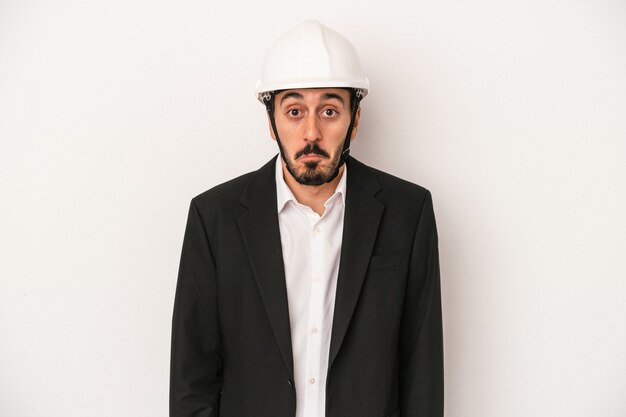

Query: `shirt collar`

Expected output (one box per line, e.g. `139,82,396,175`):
275,155,347,213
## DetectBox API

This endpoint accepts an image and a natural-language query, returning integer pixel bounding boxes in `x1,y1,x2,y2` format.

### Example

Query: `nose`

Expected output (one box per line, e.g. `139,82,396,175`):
303,113,321,142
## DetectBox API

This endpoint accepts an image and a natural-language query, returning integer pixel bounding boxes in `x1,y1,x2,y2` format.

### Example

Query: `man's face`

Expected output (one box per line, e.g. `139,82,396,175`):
269,88,360,186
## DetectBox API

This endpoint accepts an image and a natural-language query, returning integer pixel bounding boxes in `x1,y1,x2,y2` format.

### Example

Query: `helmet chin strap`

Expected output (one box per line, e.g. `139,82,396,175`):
263,89,361,184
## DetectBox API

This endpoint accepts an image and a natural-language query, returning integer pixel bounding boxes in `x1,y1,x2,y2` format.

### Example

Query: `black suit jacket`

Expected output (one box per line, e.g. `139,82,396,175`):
170,156,443,417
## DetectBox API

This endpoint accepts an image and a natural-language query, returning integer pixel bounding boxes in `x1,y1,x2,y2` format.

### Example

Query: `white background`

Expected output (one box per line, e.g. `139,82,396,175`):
1,1,625,416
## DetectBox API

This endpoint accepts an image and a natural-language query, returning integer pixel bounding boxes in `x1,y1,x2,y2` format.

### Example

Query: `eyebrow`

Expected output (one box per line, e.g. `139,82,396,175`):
279,92,345,107
280,92,304,105
321,93,345,106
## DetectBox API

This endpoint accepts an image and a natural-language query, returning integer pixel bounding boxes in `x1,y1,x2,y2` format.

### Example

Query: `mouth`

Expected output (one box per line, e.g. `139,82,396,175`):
298,153,325,161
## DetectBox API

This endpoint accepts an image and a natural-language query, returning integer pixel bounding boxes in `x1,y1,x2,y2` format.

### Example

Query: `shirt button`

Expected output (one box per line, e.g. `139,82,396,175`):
311,327,318,334
312,277,321,283
313,226,321,233
309,377,316,384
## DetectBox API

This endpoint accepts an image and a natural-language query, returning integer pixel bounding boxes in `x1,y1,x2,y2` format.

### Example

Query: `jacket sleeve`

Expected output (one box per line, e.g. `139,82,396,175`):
170,198,222,417
400,191,444,417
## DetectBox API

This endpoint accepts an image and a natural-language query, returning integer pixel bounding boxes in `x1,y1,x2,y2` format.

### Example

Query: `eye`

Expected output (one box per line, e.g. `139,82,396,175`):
323,109,337,117
288,109,301,117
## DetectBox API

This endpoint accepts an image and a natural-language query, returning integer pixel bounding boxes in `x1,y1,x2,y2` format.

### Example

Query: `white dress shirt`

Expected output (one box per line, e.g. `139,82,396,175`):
275,157,346,417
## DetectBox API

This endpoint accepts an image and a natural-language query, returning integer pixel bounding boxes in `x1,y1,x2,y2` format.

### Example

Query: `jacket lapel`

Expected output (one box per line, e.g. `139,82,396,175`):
329,157,384,368
236,156,294,377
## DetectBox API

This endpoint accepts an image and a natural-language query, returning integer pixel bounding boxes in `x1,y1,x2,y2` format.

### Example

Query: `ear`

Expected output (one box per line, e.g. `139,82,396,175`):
266,112,276,141
350,106,361,141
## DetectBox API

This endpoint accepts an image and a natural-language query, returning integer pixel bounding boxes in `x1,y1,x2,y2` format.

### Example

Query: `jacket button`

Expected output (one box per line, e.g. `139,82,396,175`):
287,379,294,389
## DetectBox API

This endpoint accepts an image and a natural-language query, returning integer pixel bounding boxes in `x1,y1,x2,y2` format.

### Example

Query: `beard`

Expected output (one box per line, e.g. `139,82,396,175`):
283,142,344,186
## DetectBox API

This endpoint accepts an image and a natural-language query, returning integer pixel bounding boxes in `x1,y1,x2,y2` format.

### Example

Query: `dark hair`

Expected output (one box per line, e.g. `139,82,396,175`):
342,88,358,112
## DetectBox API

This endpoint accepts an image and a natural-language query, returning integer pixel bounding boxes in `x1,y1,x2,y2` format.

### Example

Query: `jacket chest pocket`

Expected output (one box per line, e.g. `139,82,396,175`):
367,252,402,271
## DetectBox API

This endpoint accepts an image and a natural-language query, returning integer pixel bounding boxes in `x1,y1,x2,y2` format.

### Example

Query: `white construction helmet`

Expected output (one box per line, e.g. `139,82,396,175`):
255,20,369,102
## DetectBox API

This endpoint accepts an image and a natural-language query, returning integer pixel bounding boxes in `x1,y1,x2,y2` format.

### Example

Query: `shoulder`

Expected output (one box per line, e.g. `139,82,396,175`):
193,171,254,208
348,157,432,207
190,156,276,216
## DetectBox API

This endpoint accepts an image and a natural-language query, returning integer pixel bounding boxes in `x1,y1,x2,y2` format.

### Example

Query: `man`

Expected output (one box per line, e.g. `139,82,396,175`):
170,20,443,417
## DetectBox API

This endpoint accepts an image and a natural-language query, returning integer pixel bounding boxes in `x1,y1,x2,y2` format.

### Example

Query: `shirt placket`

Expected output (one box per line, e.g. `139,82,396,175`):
304,210,325,417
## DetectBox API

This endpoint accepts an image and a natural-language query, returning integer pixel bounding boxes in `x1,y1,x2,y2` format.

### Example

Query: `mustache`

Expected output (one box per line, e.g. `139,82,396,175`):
295,143,330,159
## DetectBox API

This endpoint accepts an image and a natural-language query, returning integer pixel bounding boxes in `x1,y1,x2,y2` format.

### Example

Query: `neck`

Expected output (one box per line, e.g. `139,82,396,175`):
281,161,345,216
